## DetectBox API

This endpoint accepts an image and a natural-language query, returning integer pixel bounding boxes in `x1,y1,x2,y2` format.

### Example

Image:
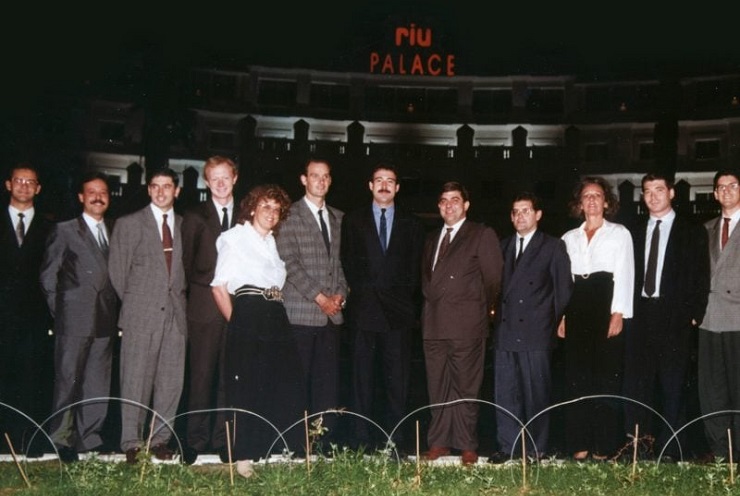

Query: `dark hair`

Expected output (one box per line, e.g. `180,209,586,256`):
7,162,40,182
237,184,292,233
148,168,179,187
203,155,238,180
438,181,469,202
369,163,399,182
713,169,740,190
512,191,541,211
568,176,619,219
78,171,110,193
302,157,332,175
641,172,674,191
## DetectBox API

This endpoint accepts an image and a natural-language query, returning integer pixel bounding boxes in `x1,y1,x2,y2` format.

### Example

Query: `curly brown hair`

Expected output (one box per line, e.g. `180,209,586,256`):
237,184,292,232
568,176,620,219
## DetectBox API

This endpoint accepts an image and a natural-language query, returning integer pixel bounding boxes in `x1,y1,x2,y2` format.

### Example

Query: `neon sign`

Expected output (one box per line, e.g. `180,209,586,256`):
369,23,456,77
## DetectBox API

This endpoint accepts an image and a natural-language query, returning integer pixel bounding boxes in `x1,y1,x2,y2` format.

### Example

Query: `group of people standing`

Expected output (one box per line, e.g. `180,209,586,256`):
1,157,739,474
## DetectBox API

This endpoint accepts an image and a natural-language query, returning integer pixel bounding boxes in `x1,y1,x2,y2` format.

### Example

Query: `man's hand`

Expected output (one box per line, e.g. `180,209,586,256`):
315,292,343,316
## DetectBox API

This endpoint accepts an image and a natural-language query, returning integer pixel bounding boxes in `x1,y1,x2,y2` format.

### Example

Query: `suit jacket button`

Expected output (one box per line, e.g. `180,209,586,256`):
161,307,165,311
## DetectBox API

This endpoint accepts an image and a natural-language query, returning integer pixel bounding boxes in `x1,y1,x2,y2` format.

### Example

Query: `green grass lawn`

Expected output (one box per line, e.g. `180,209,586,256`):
3,449,740,495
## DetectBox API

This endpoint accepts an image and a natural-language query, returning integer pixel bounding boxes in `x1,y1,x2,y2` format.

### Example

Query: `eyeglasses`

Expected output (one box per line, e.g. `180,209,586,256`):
511,208,534,217
715,182,740,193
258,203,282,214
12,178,38,187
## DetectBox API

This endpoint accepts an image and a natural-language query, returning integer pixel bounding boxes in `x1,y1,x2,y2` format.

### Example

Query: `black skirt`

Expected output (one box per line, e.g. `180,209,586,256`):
224,293,305,460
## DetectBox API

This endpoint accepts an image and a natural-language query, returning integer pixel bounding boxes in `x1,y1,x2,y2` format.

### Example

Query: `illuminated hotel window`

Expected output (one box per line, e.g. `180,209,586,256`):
695,139,721,159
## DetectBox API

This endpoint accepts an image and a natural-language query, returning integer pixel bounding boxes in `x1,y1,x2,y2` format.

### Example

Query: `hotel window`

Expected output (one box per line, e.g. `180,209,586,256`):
585,143,609,162
258,80,297,107
638,142,654,161
209,131,235,150
212,74,237,101
472,90,512,115
695,139,721,160
526,89,564,114
426,88,458,114
99,121,125,144
310,83,350,110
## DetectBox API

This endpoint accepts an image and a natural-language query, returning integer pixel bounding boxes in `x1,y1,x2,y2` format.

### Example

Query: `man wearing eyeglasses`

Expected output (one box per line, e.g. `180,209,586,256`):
698,168,740,461
488,192,572,464
420,181,503,465
0,163,52,457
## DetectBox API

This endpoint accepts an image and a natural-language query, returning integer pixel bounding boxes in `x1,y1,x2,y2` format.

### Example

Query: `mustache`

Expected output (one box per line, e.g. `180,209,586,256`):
378,189,391,194
91,200,107,205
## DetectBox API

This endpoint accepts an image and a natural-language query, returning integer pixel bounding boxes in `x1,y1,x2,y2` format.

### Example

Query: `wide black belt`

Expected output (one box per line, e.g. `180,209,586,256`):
235,284,284,302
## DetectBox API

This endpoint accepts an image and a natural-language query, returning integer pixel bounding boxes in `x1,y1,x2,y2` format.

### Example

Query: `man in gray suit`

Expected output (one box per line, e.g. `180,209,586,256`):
421,181,503,465
276,157,348,453
40,172,119,463
108,168,187,464
699,168,740,460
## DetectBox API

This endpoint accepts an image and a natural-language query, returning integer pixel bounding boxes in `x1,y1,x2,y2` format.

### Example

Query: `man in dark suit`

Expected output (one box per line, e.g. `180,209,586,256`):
108,168,187,464
420,181,503,465
623,172,709,461
276,157,348,452
181,156,238,463
490,192,572,463
0,163,52,456
39,172,119,463
698,168,740,460
340,163,424,451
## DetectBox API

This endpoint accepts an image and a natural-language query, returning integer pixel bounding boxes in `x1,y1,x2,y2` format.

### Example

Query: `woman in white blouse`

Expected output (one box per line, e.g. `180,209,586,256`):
211,184,304,478
558,176,634,461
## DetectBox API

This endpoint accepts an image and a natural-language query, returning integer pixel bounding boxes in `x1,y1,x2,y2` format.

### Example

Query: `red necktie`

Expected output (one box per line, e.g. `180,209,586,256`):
721,217,731,250
162,213,173,274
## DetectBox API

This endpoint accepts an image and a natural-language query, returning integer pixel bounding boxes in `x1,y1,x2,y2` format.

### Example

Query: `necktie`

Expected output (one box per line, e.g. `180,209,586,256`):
221,207,229,232
162,213,173,274
721,217,731,250
379,208,387,254
15,212,25,247
96,222,108,254
515,237,524,266
435,227,453,270
318,209,330,255
644,219,661,297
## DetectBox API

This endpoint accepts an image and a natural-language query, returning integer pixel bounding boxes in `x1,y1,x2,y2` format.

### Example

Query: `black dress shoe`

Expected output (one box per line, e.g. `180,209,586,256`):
126,447,141,464
151,444,174,461
219,448,231,463
181,446,198,465
488,451,514,464
57,446,79,463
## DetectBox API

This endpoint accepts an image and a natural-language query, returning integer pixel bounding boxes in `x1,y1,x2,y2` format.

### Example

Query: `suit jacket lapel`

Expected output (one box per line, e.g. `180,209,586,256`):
205,201,222,239
76,217,108,278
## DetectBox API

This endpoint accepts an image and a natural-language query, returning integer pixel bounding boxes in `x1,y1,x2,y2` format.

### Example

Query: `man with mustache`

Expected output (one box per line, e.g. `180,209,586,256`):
40,171,119,462
340,163,424,453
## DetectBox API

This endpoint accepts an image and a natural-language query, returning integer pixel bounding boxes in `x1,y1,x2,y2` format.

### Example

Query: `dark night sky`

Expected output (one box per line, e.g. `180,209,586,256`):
7,1,740,97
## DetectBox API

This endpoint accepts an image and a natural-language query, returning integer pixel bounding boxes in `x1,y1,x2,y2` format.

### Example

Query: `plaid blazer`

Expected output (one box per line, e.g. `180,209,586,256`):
276,197,348,326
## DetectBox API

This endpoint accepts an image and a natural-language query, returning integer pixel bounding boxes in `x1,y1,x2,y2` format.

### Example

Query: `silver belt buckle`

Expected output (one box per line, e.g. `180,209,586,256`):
263,286,283,302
